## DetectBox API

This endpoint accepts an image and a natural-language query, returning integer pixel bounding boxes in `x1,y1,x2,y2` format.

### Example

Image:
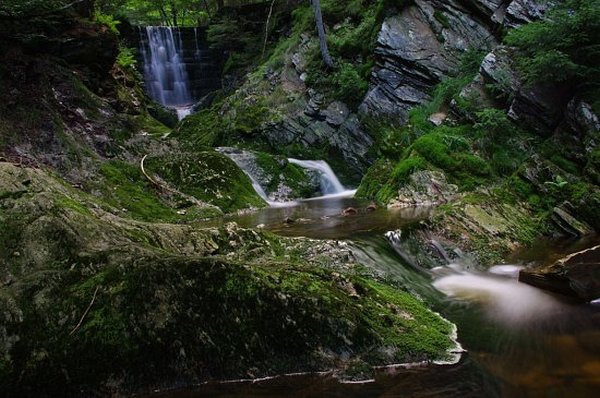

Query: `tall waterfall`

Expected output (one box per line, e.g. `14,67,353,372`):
139,26,192,115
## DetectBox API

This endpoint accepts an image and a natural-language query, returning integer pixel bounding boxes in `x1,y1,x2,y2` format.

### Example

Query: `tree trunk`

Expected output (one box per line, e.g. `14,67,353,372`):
311,0,334,68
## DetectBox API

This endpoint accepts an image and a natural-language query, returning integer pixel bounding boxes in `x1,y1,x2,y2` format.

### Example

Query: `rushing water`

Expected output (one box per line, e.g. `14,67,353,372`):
151,193,600,397
139,26,193,118
287,158,346,195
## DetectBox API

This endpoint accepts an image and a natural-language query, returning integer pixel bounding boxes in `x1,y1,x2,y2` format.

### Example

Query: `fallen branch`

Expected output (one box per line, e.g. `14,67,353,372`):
69,286,99,337
140,154,161,188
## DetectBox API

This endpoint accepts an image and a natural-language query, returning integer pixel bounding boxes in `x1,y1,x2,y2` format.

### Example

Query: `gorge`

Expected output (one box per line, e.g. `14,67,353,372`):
1,0,599,397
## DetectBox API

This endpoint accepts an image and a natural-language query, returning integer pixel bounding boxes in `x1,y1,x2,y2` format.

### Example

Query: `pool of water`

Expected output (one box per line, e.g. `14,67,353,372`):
150,196,600,398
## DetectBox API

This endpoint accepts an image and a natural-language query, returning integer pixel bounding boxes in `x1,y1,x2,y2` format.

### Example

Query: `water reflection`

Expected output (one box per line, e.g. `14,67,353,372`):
214,196,432,240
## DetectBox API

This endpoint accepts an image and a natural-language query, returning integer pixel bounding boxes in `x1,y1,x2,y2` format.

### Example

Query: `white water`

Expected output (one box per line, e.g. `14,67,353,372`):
433,268,568,327
140,26,192,119
288,159,346,195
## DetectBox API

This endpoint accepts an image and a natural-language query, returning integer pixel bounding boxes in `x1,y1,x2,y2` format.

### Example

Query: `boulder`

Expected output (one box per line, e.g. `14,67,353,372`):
519,245,600,302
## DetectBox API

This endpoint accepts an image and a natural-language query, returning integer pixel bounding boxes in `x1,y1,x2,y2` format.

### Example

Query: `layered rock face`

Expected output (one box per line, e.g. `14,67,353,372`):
360,0,499,121
360,0,556,122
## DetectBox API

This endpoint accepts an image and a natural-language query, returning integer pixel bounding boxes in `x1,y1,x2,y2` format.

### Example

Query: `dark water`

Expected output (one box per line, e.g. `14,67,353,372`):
152,196,600,398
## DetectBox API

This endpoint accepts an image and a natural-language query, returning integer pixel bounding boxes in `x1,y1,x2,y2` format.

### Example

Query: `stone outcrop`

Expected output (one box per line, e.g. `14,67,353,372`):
503,0,556,28
360,0,498,122
520,245,600,302
388,170,458,208
471,46,570,136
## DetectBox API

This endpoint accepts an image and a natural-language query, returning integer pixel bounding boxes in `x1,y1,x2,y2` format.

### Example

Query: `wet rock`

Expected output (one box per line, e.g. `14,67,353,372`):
388,170,458,208
264,113,374,182
342,207,358,216
519,245,600,302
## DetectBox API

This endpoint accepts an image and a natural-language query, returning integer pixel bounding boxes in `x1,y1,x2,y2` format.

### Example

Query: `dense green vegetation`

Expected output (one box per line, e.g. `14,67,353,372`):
505,0,600,109
1,0,600,394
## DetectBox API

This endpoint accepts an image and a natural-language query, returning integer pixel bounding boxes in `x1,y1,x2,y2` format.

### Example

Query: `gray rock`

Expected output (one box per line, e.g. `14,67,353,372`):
504,0,556,28
565,99,600,136
360,0,497,121
388,170,458,208
323,101,350,127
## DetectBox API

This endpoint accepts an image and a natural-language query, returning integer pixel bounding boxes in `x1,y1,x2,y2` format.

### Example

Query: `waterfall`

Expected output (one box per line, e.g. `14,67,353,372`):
139,26,192,116
288,159,345,195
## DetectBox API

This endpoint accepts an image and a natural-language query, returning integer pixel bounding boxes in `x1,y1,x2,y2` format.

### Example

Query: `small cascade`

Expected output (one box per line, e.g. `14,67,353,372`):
287,159,346,195
139,26,193,118
217,148,297,208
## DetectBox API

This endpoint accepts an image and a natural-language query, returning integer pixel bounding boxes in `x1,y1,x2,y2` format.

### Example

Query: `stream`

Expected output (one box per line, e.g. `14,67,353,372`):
152,193,600,398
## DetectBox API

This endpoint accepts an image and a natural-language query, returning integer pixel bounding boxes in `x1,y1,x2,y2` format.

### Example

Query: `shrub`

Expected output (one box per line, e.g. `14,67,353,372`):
505,0,600,92
116,47,136,71
96,13,120,35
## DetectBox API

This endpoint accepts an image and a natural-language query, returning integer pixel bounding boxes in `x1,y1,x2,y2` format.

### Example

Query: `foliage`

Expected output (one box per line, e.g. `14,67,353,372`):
95,12,121,34
331,63,371,108
505,0,600,96
116,46,136,70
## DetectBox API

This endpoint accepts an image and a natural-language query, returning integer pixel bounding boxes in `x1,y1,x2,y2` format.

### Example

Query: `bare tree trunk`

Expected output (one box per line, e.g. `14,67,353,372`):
262,0,277,58
311,0,334,68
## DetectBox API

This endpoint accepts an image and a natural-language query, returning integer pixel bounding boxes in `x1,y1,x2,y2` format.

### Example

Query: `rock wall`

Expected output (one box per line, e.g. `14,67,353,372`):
359,0,556,122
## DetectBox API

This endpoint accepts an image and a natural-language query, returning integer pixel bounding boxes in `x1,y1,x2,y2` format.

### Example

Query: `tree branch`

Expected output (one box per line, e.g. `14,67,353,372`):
69,286,99,337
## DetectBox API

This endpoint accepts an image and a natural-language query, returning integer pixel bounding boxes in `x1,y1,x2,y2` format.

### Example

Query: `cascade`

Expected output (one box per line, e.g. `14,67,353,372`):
139,26,192,118
287,159,345,195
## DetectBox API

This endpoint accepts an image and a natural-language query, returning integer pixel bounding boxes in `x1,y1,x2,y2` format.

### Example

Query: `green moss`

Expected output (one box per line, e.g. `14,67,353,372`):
433,10,450,29
254,151,317,198
97,160,182,222
175,104,225,147
144,151,265,212
355,158,395,200
391,156,427,182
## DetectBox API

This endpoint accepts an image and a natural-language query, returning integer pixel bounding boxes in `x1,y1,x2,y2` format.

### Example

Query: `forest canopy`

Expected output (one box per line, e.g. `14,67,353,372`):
0,0,270,26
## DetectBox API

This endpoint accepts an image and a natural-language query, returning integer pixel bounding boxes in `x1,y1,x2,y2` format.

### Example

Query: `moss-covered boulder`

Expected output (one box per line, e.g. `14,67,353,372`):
144,151,266,212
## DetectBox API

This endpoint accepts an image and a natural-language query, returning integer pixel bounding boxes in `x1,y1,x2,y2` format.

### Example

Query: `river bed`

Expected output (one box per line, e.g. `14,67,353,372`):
151,195,600,398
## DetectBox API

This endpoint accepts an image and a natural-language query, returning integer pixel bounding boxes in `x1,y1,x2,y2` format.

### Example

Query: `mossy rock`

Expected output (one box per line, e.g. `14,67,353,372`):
0,162,455,396
145,151,266,213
